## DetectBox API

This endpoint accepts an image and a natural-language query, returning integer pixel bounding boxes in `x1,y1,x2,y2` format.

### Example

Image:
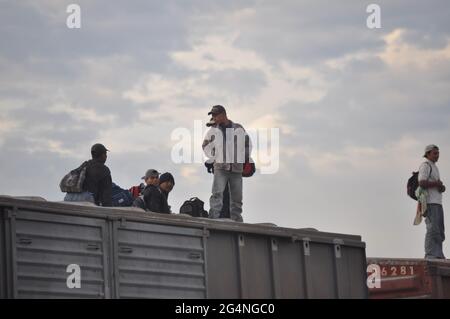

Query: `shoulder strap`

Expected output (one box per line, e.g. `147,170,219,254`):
426,162,433,179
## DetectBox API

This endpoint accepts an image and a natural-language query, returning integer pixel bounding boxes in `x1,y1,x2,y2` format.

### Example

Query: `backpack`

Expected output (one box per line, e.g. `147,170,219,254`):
407,162,432,201
111,183,134,207
59,161,89,193
180,197,209,218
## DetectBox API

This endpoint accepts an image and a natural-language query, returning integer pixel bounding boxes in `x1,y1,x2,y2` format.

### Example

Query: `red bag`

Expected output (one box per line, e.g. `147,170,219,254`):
242,161,255,177
129,183,145,198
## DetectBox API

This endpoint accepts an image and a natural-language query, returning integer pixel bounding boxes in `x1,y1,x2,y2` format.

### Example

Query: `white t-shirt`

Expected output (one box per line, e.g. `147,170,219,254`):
418,159,442,205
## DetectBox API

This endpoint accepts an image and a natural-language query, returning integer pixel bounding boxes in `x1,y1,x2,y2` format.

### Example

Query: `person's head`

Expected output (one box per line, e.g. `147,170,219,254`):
159,172,175,193
208,105,228,125
91,143,109,163
141,169,160,186
424,144,439,162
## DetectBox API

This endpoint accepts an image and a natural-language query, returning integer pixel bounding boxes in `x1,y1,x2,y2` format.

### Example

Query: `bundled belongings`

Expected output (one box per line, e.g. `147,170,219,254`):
60,161,89,193
111,183,134,207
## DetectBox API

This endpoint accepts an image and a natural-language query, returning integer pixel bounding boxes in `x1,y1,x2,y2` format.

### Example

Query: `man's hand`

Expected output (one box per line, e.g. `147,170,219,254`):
204,161,214,174
439,184,446,193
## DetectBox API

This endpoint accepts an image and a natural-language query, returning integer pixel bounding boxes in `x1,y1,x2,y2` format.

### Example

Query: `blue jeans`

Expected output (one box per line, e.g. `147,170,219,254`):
425,204,445,259
64,192,95,204
209,169,243,222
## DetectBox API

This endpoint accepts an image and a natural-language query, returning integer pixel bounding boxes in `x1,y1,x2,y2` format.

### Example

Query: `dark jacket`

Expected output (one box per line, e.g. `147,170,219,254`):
83,159,112,207
143,184,171,214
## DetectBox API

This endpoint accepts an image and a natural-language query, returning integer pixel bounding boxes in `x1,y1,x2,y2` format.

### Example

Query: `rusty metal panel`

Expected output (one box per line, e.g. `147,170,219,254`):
441,277,450,298
427,261,450,299
367,258,450,299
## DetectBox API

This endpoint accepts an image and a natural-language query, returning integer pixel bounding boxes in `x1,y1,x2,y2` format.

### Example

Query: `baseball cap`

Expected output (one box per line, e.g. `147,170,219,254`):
91,143,109,155
423,144,439,157
141,169,160,180
208,105,226,116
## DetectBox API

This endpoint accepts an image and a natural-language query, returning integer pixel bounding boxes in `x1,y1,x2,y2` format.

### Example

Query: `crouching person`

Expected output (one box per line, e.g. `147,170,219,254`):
134,171,175,214
132,169,160,210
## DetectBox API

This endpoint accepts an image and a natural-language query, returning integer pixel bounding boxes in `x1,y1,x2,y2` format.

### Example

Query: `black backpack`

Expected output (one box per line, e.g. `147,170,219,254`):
180,197,208,218
407,162,432,201
59,161,89,193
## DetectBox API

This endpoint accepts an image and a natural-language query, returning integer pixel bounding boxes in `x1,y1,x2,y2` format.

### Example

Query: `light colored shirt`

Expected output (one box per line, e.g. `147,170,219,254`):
418,159,442,205
202,121,252,173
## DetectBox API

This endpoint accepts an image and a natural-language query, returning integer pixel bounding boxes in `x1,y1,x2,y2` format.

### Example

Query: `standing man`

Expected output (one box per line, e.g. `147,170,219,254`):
202,105,251,222
419,144,446,259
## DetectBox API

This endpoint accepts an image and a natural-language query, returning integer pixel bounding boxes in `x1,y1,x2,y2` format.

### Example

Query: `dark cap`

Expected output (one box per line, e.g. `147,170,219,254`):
159,172,175,185
208,105,226,116
141,169,160,180
91,143,109,155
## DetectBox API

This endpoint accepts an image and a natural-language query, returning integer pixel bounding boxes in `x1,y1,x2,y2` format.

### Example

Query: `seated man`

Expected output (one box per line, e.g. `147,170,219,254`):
64,143,112,206
139,172,175,214
132,169,159,210
142,169,160,187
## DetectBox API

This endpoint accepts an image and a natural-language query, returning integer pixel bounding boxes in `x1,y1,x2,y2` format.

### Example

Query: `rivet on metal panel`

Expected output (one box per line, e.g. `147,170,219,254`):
271,238,278,251
333,238,344,259
334,244,341,259
120,217,126,227
5,209,16,218
303,238,310,256
119,246,133,254
17,238,32,245
188,252,202,260
238,234,245,247
203,227,210,237
86,243,100,251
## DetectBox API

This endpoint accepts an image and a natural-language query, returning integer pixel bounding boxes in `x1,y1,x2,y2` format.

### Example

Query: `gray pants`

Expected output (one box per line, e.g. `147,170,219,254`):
209,169,243,222
64,192,95,204
425,204,445,259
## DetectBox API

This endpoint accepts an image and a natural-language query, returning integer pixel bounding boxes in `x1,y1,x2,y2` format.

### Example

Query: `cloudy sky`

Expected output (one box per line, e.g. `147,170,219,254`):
1,0,449,258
